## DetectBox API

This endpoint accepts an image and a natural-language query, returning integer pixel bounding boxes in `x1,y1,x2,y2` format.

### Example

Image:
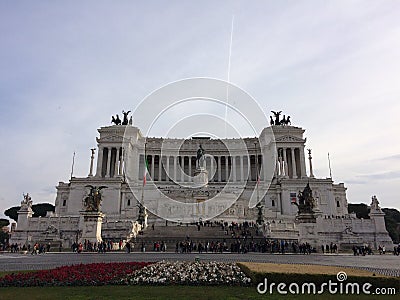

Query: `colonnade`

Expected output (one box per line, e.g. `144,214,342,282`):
138,154,262,182
275,147,305,178
95,146,306,180
96,146,124,178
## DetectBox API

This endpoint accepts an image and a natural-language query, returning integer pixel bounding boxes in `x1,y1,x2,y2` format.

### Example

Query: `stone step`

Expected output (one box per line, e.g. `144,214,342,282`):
132,236,266,253
141,225,259,239
133,225,265,251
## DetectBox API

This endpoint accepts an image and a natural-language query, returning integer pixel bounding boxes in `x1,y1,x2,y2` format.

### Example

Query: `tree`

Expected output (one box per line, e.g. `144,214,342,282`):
0,231,8,245
348,203,370,219
382,208,400,244
0,218,10,227
4,206,19,222
0,218,10,245
4,203,55,222
32,203,55,217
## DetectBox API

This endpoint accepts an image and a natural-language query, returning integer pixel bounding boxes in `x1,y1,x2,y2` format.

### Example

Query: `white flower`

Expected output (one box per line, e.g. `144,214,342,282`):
123,261,251,285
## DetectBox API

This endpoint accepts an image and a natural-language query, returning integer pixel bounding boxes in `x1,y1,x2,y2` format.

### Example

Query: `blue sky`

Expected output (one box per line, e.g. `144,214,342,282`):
1,0,400,218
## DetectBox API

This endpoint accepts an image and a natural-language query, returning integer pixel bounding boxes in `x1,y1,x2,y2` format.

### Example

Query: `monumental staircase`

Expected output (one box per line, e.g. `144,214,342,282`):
131,223,265,252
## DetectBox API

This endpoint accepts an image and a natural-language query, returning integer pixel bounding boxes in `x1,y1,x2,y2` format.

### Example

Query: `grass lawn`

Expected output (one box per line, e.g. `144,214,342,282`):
239,262,388,277
0,285,398,300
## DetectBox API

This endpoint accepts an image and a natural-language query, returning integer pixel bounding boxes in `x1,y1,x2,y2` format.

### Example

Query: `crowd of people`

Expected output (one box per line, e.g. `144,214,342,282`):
321,243,338,254
71,239,126,253
352,245,374,256
30,242,52,255
5,242,52,254
137,237,316,254
2,226,399,256
174,240,225,253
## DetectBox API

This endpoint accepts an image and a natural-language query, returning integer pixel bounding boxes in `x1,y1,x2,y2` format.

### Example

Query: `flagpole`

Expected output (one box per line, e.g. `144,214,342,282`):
141,142,147,205
328,152,332,179
255,142,260,203
224,15,234,138
70,151,76,180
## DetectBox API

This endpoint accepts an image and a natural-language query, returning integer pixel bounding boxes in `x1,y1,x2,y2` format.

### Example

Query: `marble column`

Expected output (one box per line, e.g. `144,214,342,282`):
299,146,306,178
88,149,95,177
232,156,237,181
188,156,192,181
166,155,170,181
158,155,162,181
181,156,185,182
240,156,244,181
95,147,103,177
272,158,279,178
118,147,123,175
173,156,177,181
225,156,229,182
282,148,288,177
106,147,112,177
218,156,222,182
291,148,297,178
247,155,251,181
275,157,279,177
151,155,155,180
114,148,120,176
210,156,214,182
308,149,314,178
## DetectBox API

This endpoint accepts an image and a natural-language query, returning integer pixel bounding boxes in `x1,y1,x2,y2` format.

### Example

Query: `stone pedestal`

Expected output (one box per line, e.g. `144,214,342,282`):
370,211,394,249
297,212,316,223
137,206,148,229
17,207,33,231
193,167,208,188
296,212,318,247
79,211,105,243
297,222,318,247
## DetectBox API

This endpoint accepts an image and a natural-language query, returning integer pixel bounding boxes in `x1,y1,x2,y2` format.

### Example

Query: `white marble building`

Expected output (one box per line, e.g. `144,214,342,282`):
10,118,393,250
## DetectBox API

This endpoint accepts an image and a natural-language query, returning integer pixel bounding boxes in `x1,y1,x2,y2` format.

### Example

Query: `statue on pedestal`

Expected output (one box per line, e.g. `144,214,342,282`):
21,193,33,209
370,195,382,212
122,110,131,125
270,116,274,126
196,144,205,168
137,203,148,227
271,111,282,125
293,183,315,214
256,202,264,225
270,111,292,126
83,185,107,212
111,114,121,125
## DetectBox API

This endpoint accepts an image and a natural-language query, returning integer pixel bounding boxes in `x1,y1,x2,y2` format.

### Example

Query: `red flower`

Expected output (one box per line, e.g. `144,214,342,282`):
0,262,152,287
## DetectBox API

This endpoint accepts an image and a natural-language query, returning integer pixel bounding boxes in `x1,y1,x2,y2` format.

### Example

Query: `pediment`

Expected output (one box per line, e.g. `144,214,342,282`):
275,135,305,143
97,135,124,142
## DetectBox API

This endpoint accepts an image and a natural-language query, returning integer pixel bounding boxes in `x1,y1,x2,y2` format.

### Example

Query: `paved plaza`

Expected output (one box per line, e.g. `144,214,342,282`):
0,252,399,277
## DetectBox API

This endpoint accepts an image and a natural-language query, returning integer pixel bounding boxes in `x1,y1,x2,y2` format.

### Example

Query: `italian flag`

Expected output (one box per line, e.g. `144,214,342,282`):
143,157,149,186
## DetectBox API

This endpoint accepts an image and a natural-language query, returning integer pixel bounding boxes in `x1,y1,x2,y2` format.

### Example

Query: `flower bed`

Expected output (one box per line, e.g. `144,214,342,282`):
0,262,151,287
0,261,251,287
122,261,251,286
